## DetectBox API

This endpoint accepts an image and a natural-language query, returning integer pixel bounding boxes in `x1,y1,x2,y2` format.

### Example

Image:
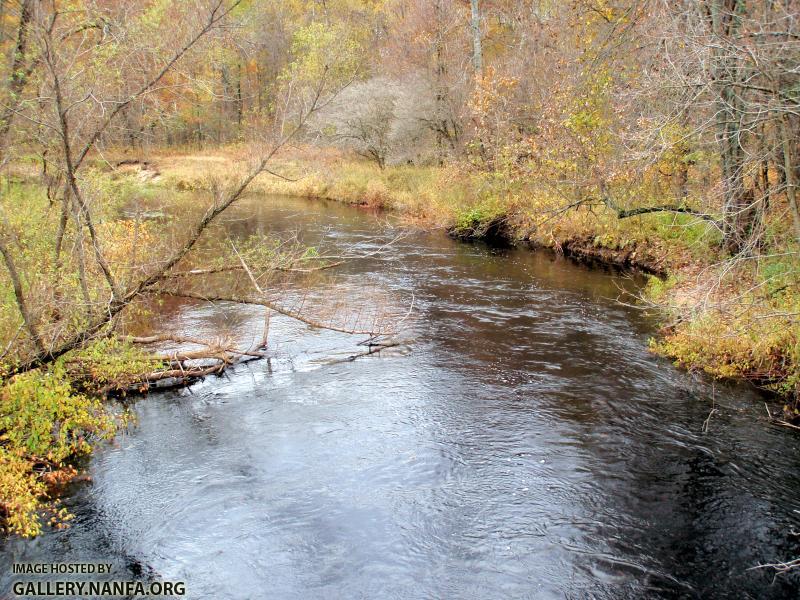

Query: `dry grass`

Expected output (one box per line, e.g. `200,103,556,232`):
94,144,799,404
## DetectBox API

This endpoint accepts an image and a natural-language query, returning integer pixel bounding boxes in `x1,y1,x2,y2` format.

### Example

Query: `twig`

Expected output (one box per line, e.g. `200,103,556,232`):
748,557,800,574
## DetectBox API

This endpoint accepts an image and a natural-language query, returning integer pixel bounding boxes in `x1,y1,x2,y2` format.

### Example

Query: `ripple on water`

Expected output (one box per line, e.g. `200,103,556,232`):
3,195,799,600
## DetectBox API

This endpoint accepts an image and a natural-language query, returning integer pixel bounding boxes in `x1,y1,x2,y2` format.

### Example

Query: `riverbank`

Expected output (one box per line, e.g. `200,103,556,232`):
131,146,798,408
6,198,797,597
146,146,683,274
0,145,796,537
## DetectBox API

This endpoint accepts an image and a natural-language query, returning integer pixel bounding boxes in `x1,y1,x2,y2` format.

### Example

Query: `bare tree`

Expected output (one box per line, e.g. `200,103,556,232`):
470,0,483,74
311,76,436,167
0,0,371,378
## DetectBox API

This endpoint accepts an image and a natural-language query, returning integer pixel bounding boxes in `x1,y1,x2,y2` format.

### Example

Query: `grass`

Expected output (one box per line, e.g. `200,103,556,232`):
133,145,798,405
0,144,797,535
143,147,718,269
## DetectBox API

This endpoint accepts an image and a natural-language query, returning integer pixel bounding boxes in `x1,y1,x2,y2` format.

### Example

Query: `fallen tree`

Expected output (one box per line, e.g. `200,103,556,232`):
0,1,393,536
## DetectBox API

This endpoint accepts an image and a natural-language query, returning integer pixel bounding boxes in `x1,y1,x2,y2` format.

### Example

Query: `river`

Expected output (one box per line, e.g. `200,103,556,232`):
2,195,800,599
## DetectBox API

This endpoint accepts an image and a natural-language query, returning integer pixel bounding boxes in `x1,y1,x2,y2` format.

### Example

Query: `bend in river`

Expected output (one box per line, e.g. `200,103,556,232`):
3,195,800,599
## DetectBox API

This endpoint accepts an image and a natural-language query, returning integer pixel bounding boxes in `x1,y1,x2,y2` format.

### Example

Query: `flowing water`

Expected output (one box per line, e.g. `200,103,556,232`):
3,195,800,599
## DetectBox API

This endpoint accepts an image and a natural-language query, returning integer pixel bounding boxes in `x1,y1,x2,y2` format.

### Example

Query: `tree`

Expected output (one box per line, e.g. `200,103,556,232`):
658,0,800,253
0,0,370,375
469,0,482,74
312,76,436,167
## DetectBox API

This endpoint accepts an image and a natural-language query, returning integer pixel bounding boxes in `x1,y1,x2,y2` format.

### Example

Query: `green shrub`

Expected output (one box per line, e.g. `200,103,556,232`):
0,365,117,536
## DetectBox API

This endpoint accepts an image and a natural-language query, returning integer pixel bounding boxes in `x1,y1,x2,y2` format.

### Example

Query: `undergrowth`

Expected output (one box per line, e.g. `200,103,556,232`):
151,149,798,407
0,340,160,536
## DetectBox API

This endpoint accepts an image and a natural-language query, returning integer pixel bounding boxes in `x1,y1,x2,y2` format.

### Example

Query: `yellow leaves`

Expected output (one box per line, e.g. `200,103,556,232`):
244,59,260,75
0,368,112,462
0,447,44,537
467,66,519,122
0,365,117,536
99,219,155,278
593,0,617,23
139,0,172,30
466,66,524,167
284,21,364,88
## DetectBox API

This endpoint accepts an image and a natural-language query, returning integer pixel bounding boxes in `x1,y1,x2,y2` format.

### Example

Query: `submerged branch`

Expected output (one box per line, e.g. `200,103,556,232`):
161,290,394,336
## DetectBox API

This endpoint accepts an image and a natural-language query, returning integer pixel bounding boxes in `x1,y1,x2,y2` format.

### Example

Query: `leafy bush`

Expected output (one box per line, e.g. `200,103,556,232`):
652,296,800,399
453,205,505,237
0,365,116,536
0,448,45,537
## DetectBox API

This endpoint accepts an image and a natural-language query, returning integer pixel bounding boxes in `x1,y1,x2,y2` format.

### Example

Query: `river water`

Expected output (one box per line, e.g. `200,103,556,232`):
3,195,800,599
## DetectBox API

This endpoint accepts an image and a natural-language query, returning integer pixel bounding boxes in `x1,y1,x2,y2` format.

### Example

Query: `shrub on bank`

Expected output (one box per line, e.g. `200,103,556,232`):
0,365,117,536
647,268,800,404
130,149,800,404
0,447,46,537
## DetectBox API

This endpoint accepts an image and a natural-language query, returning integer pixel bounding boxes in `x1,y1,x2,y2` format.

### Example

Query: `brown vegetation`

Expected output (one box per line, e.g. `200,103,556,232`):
0,0,797,535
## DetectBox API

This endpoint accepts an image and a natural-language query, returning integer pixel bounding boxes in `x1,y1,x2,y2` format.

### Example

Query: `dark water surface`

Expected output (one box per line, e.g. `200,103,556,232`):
3,196,800,599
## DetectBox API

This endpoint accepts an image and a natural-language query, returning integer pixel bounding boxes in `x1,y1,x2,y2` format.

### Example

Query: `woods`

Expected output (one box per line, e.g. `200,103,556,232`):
0,0,797,538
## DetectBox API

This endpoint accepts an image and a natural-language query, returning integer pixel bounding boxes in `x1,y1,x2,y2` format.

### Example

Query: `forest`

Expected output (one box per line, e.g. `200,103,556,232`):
0,0,797,545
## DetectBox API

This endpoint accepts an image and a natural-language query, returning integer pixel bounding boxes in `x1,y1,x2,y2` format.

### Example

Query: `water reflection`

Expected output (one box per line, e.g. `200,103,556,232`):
2,195,799,599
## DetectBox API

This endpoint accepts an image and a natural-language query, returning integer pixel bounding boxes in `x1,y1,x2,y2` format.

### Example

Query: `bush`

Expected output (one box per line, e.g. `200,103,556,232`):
0,365,116,536
0,448,45,537
652,297,800,400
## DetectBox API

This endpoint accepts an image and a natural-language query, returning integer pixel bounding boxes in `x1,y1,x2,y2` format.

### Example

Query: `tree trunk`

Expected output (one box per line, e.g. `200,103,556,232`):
433,0,448,165
0,234,45,354
777,112,800,243
470,0,483,75
0,0,33,154
236,61,243,128
708,0,753,254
